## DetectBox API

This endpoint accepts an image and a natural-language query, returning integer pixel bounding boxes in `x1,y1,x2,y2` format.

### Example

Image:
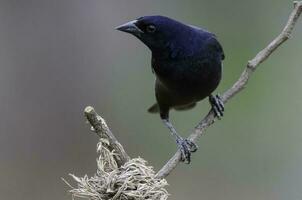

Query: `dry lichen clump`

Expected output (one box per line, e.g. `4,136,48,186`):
66,138,169,200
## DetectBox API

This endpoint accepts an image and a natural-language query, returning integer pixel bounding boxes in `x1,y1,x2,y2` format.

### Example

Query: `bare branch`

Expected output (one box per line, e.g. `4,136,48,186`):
84,106,130,167
156,1,302,179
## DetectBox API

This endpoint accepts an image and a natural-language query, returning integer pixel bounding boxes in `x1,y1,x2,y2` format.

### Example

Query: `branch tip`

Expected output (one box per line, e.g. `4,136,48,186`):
84,106,94,114
83,106,130,166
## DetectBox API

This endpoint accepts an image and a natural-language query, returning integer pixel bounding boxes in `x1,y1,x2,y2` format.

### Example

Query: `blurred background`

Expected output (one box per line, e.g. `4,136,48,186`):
0,0,302,199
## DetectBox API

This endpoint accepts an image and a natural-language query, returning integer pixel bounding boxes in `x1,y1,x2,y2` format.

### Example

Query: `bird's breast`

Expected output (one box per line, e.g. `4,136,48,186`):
152,56,222,100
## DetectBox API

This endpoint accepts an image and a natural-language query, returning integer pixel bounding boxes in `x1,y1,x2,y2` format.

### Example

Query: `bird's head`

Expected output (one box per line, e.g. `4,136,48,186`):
116,16,190,55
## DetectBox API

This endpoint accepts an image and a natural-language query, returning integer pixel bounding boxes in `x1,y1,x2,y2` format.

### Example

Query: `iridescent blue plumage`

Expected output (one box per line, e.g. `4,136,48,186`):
116,15,225,163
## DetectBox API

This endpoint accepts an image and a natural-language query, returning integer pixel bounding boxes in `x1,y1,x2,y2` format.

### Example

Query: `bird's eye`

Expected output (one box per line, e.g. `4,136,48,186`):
146,25,156,33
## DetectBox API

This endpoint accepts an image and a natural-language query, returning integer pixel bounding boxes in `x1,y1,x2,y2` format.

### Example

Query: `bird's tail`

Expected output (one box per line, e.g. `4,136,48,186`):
147,103,159,113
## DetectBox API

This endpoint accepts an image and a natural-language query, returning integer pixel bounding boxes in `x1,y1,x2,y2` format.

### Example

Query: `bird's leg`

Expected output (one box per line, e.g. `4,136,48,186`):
162,119,198,163
209,94,224,119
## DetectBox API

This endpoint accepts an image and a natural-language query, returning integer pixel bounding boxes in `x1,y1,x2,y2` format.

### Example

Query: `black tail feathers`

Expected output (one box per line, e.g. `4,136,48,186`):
147,103,159,113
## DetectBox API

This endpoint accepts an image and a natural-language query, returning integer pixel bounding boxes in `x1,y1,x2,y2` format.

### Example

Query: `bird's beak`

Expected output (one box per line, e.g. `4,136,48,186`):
115,20,143,35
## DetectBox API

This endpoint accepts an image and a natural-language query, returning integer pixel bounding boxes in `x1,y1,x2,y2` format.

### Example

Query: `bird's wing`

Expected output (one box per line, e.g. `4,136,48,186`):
215,37,225,60
189,25,225,60
206,35,225,60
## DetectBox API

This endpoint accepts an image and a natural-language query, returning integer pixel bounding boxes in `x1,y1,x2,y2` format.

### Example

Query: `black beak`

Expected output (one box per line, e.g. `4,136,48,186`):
115,20,143,35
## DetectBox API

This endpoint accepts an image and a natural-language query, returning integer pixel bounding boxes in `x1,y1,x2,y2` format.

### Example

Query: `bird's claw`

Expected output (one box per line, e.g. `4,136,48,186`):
177,138,198,164
209,94,224,119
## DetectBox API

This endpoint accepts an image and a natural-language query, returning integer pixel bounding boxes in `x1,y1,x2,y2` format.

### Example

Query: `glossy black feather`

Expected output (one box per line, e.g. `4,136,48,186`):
118,16,224,119
116,15,225,163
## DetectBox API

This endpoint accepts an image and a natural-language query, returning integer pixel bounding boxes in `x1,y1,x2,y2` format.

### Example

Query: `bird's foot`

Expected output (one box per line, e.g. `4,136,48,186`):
176,138,198,164
209,94,224,119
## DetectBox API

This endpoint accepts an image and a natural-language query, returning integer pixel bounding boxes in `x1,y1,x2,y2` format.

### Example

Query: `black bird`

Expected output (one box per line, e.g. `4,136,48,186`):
116,16,225,163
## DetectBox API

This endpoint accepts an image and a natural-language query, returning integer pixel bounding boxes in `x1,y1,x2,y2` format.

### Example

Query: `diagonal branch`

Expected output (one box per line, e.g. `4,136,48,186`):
84,106,130,167
156,1,302,179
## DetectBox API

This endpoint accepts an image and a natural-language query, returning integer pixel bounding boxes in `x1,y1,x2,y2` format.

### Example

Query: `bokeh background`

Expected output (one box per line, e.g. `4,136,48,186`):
0,0,302,199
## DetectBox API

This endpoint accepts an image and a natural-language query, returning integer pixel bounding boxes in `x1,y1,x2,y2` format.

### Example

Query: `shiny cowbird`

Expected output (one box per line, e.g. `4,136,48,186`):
116,16,225,163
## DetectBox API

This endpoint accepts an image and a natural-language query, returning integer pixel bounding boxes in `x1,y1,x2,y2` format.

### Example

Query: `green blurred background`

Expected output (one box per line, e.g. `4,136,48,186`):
0,0,302,199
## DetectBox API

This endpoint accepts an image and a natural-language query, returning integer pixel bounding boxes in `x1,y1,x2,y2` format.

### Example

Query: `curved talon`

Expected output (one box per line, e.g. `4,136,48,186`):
177,139,198,164
209,94,225,119
162,119,198,163
185,139,198,152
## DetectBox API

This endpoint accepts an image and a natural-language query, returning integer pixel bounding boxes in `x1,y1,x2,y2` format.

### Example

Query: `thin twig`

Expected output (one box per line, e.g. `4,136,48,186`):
84,106,130,167
156,1,302,179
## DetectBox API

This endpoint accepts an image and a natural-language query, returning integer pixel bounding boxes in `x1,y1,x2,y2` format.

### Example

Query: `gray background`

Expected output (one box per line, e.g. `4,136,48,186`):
0,0,302,199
